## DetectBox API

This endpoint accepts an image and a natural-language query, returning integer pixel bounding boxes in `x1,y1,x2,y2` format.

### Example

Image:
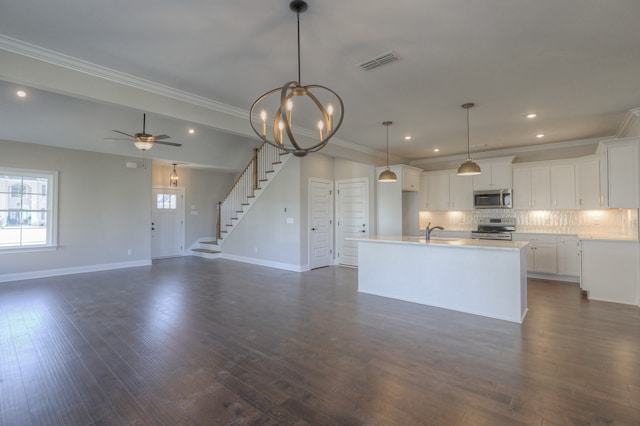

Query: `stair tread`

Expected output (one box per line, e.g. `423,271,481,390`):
200,241,218,245
192,248,221,254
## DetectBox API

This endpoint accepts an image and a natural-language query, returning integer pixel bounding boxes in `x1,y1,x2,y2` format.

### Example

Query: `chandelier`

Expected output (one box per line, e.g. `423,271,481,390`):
169,163,178,187
249,0,344,157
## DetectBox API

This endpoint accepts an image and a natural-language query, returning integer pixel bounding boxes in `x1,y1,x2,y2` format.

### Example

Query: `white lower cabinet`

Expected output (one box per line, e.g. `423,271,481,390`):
557,236,580,276
513,234,558,275
580,240,639,305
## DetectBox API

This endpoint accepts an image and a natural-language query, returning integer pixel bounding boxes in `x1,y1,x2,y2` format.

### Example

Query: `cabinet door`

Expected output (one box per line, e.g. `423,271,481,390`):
512,168,532,209
472,161,493,190
426,173,450,211
550,164,576,209
607,143,639,208
402,169,420,192
449,173,473,210
557,236,580,276
419,174,428,210
491,161,512,189
526,246,535,272
530,166,550,209
534,243,557,274
575,159,601,209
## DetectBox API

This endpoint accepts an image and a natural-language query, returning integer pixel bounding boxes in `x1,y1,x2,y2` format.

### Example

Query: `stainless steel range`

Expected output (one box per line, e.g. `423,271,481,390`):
471,217,516,241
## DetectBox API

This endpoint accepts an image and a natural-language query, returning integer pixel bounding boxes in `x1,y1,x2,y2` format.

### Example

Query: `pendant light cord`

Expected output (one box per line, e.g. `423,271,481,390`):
297,11,302,84
466,107,470,159
386,125,390,167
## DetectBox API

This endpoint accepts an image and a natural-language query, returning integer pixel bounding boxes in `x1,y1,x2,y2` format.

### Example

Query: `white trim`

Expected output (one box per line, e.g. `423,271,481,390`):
0,260,152,283
221,253,304,272
410,137,604,168
0,35,386,161
616,108,640,138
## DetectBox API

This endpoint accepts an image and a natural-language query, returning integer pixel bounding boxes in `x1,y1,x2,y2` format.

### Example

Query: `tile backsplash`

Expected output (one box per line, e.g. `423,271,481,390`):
418,209,639,238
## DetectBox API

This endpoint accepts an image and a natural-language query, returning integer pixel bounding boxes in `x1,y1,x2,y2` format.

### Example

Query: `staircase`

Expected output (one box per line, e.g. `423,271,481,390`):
190,142,291,259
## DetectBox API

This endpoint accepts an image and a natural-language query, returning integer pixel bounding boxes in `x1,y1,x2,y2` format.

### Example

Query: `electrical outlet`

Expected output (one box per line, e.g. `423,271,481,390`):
127,249,132,255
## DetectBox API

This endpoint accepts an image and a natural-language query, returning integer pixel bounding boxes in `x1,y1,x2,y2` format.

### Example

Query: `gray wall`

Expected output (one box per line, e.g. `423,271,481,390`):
152,163,234,248
0,139,151,279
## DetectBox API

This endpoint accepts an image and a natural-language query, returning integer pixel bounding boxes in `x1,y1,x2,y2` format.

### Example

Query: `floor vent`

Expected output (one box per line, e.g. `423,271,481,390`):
358,51,399,71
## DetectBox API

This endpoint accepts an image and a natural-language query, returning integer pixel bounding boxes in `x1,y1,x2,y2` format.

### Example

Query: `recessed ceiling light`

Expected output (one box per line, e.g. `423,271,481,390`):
404,136,412,141
188,128,195,134
16,90,26,98
526,113,537,119
536,133,545,138
433,148,440,152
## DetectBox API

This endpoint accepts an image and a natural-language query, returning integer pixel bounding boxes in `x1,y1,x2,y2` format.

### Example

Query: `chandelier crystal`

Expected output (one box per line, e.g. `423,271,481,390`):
249,0,344,157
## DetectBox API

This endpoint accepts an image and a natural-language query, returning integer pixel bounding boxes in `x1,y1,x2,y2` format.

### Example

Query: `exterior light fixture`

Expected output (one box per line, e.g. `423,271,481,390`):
249,0,344,157
378,121,397,182
169,163,178,187
457,103,482,176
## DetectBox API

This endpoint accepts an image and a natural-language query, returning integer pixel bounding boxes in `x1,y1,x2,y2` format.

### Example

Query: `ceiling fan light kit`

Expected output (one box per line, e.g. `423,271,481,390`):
457,103,482,176
106,113,182,151
249,0,344,157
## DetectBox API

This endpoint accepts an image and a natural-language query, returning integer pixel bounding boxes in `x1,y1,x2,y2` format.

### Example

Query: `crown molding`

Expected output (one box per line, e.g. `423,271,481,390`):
410,137,604,169
0,34,387,160
0,34,248,120
616,107,640,138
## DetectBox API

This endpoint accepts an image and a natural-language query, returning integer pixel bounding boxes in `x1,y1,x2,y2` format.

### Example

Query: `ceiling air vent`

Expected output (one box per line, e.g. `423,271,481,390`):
358,51,399,71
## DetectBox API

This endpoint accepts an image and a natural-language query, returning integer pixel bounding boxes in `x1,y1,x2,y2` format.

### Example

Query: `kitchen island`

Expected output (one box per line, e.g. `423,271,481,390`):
353,236,529,323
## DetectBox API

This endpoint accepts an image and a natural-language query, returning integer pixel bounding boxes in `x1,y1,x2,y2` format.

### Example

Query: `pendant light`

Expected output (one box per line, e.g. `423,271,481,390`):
457,103,482,176
169,163,178,187
378,121,398,182
249,0,344,157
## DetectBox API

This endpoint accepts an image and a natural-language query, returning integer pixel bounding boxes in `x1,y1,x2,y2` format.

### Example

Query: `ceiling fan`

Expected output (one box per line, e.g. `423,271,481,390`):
105,113,182,151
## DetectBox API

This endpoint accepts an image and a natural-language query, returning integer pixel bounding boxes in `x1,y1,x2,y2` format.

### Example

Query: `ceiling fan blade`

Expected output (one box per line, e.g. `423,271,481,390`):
154,141,182,147
154,134,171,140
112,130,134,138
104,138,132,141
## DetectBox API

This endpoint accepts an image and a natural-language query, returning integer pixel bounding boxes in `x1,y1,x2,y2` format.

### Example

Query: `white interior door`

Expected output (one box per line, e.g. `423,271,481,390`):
336,178,369,267
309,179,333,269
151,186,185,259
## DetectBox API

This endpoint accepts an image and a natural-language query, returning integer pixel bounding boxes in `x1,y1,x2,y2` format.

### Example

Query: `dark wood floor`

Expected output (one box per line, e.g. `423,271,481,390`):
1,258,639,425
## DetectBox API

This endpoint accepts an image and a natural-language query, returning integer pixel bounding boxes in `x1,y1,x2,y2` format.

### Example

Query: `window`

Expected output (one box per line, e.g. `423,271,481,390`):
156,193,177,210
0,168,58,251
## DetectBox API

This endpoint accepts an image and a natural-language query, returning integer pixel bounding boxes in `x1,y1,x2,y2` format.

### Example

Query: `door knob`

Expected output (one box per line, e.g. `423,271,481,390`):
361,230,366,233
311,227,317,231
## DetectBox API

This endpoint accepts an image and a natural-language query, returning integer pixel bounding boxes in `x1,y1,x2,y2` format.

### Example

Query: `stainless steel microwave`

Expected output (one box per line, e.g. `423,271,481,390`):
473,189,513,209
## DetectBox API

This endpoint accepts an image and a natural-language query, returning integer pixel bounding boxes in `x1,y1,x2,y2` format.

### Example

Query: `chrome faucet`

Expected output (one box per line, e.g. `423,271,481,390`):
425,222,445,240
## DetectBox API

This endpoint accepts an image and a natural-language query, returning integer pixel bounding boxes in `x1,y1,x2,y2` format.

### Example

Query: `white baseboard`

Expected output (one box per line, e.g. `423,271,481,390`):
221,253,304,272
0,260,152,283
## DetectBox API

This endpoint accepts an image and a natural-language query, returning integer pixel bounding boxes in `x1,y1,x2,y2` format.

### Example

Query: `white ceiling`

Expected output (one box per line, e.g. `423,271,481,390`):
1,0,639,170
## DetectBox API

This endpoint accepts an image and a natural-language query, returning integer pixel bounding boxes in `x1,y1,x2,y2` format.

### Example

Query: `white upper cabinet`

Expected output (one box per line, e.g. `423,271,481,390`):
605,139,640,208
550,164,576,209
420,170,474,211
473,158,514,190
513,165,550,210
401,166,421,192
450,173,474,210
575,157,603,209
425,172,450,211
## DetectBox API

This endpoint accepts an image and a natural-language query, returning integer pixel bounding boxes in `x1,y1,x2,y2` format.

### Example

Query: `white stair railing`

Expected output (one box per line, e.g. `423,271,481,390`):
217,143,287,241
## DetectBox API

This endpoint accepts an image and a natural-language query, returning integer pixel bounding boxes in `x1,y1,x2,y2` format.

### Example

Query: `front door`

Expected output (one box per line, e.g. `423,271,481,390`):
151,186,185,259
336,178,369,267
309,179,333,269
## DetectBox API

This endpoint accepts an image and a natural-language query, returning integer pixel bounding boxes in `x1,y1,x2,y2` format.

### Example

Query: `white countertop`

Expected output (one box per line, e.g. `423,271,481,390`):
350,235,528,250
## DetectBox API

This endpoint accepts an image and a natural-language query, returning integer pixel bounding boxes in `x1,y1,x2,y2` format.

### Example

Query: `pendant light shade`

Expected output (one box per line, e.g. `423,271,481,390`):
378,121,397,182
169,163,178,187
457,103,482,176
